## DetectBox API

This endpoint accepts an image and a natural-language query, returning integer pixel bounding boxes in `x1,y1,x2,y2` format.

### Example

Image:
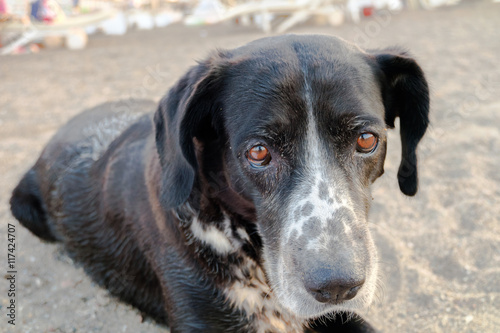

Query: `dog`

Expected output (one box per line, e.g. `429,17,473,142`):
10,34,429,332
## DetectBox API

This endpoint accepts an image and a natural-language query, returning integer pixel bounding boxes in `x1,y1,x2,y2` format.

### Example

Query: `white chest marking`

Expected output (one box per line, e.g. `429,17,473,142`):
224,258,304,333
189,217,234,255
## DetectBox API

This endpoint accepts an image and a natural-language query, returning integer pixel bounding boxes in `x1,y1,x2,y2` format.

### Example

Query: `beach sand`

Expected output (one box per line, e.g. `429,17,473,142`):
1,1,499,332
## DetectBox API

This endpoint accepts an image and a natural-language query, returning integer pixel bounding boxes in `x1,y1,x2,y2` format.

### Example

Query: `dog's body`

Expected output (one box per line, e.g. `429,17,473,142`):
10,35,429,332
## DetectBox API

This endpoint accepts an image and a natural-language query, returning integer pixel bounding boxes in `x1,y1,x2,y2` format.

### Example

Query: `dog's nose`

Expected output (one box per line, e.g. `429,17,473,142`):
304,268,365,304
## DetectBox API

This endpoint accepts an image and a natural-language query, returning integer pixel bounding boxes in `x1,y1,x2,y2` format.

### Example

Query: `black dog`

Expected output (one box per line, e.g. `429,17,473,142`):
10,35,429,332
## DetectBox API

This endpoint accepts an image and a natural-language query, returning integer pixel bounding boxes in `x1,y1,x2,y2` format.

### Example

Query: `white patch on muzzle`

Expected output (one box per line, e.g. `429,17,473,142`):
268,74,378,318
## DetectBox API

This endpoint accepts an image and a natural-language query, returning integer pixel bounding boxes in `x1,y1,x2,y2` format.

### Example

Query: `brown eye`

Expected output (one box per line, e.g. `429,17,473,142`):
356,133,378,153
247,145,271,167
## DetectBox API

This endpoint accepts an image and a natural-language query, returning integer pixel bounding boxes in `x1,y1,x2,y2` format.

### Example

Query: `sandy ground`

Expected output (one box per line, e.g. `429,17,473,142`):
1,1,499,332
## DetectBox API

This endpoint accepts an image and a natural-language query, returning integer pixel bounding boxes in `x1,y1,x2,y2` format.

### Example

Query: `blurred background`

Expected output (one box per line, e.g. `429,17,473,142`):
1,0,499,332
0,0,465,54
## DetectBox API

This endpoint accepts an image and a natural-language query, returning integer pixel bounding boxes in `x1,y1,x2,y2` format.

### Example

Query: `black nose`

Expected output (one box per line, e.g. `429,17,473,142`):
305,268,365,304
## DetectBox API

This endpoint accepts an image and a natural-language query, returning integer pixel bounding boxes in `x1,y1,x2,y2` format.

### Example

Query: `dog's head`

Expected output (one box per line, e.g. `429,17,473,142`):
154,35,429,318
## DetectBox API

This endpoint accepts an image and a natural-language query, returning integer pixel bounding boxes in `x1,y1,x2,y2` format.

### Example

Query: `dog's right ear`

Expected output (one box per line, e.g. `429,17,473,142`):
154,54,227,209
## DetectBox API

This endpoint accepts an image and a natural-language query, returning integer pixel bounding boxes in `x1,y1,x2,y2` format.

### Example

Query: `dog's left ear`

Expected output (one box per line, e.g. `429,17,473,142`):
370,49,430,196
154,54,228,209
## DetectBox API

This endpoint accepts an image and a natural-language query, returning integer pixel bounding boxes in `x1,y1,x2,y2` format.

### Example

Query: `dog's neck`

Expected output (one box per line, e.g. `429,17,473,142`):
176,201,305,332
171,139,305,331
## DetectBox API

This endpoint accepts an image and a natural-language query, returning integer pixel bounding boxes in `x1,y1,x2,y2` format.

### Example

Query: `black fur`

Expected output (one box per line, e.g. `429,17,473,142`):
10,35,429,333
369,49,430,195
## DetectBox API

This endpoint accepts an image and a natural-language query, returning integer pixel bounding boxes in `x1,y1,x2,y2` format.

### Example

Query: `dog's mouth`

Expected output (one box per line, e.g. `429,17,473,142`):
259,222,379,320
266,255,378,319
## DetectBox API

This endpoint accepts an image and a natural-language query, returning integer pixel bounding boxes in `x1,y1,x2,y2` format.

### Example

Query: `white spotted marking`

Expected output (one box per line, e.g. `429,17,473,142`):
342,220,352,235
271,68,378,318
284,67,357,242
190,217,234,255
226,280,266,313
286,176,355,242
236,227,251,242
225,257,304,333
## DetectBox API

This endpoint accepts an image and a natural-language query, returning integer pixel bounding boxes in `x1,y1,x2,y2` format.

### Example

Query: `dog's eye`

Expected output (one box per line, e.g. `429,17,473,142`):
356,133,378,153
247,145,271,167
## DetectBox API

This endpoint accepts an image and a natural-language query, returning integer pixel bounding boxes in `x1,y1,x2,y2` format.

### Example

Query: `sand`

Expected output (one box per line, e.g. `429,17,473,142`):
1,1,499,332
